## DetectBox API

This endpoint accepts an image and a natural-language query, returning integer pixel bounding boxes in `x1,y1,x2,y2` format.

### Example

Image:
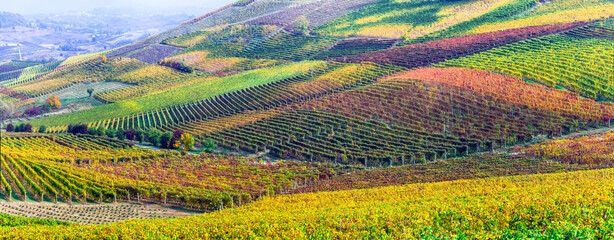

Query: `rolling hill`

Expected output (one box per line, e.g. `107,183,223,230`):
1,0,613,239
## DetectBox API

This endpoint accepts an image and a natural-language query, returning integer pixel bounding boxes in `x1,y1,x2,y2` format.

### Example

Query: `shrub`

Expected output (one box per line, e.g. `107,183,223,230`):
24,124,33,133
14,123,24,132
88,127,99,136
181,133,195,151
6,123,14,132
160,131,173,148
106,129,116,138
170,130,184,149
117,128,126,140
97,126,106,136
123,129,136,141
69,124,88,135
146,129,162,146
38,125,46,133
135,129,145,143
202,138,216,153
45,95,61,110
24,107,42,117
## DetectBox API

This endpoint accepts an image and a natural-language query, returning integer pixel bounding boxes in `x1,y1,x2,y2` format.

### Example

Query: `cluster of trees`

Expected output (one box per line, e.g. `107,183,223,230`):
20,95,62,118
158,59,194,73
5,123,46,133
66,124,214,152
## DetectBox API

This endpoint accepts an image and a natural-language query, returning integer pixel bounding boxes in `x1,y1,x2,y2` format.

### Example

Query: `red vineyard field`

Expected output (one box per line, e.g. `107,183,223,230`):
335,22,586,68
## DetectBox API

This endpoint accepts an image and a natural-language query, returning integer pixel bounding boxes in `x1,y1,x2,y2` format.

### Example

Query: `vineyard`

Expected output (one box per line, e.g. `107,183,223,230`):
234,31,337,61
464,0,614,36
164,52,286,74
3,0,614,238
437,35,614,100
313,0,520,39
312,38,397,60
3,168,614,238
245,0,379,31
289,153,608,194
9,57,147,97
28,61,324,129
0,202,195,225
521,130,614,165
0,133,353,210
336,22,585,68
94,65,195,103
163,24,278,49
0,61,62,88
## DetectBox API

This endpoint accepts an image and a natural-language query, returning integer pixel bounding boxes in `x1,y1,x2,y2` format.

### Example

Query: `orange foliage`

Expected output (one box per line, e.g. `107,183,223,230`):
45,95,61,109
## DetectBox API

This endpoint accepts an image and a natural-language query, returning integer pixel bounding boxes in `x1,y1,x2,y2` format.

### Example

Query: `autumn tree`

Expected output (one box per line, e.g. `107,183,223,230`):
45,95,61,110
295,16,310,35
181,133,195,151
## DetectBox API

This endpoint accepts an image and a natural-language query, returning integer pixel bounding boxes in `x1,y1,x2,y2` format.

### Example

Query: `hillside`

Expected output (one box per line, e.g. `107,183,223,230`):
1,0,613,238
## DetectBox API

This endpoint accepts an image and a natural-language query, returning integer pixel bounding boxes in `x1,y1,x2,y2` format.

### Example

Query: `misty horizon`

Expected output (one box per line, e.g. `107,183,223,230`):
3,0,235,15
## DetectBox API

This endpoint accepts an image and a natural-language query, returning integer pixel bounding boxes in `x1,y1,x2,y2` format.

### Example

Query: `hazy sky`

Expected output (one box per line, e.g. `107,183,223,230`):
4,0,235,15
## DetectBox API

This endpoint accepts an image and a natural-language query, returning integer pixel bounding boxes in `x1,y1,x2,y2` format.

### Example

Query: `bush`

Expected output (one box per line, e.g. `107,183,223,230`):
124,129,136,141
6,123,14,132
146,129,162,146
14,123,24,132
69,124,88,135
24,107,42,117
135,129,145,143
38,125,47,133
45,95,61,110
117,128,126,140
170,130,184,149
106,129,116,138
181,133,195,151
24,124,33,133
202,138,216,153
97,126,106,137
88,127,99,136
160,131,173,148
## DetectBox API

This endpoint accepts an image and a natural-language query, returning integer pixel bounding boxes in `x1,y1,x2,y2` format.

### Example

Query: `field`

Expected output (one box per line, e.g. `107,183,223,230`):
313,0,525,39
3,168,614,238
520,130,614,164
3,0,614,238
0,133,352,210
0,202,196,225
437,35,614,100
289,152,609,193
9,57,146,97
27,61,325,128
35,82,131,106
337,22,584,68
